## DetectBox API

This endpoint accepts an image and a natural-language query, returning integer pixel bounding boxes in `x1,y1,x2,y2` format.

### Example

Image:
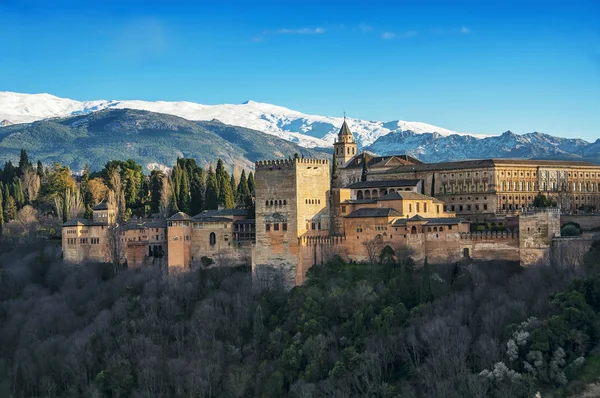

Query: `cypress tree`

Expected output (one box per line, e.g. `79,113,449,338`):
236,170,250,203
361,154,368,182
247,172,255,196
17,149,31,176
419,257,433,304
12,180,25,209
190,170,205,215
178,171,191,214
36,160,44,179
216,159,226,184
331,153,338,186
149,170,164,213
4,194,17,221
219,173,235,209
84,204,93,219
0,188,4,235
230,174,237,204
205,167,219,210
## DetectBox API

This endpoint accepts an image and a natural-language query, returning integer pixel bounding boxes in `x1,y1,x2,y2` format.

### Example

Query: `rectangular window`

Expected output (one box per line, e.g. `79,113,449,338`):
424,203,427,212
449,225,453,230
341,205,346,213
467,205,471,211
274,223,280,231
459,205,463,211
484,204,488,210
311,222,316,230
266,224,271,231
282,223,287,231
409,204,412,212
318,222,321,230
79,238,88,244
416,203,420,212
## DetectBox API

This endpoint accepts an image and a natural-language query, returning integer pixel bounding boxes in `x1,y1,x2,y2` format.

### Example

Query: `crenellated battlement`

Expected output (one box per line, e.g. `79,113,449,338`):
255,158,329,169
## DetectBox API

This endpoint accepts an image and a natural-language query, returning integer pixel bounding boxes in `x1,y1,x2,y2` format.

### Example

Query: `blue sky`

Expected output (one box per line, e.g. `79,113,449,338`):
1,0,599,140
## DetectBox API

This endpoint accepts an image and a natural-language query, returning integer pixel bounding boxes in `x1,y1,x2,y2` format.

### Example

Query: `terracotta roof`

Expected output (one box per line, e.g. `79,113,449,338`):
193,209,247,218
62,218,108,227
341,199,377,205
342,152,422,170
345,208,402,218
168,212,191,221
192,216,232,223
346,179,420,189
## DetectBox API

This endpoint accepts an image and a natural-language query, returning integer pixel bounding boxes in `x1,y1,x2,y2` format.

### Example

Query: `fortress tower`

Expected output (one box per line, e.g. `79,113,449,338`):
333,119,357,168
253,158,330,286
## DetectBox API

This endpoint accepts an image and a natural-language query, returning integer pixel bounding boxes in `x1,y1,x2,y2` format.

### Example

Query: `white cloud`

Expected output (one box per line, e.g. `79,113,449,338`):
276,27,326,35
382,31,417,40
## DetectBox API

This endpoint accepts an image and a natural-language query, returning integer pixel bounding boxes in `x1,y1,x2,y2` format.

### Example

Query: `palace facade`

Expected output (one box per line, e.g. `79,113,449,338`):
63,120,599,286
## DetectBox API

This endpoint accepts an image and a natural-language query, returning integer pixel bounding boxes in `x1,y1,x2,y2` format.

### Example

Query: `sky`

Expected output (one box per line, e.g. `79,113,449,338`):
1,0,599,140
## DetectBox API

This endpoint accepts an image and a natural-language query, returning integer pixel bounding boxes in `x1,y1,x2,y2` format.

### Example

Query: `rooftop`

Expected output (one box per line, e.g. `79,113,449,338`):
168,212,192,221
345,208,403,218
392,216,466,226
377,191,445,203
346,179,420,189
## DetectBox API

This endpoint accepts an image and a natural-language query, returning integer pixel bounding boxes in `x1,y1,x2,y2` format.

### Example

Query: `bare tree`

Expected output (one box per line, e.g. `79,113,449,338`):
53,188,84,221
363,238,384,265
21,168,40,203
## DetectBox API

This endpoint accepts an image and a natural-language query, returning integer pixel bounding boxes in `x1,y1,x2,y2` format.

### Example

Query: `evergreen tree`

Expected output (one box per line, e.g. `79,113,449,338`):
216,159,227,186
178,171,191,214
12,180,25,209
84,204,93,219
36,160,45,179
331,153,338,186
236,170,250,203
4,194,17,222
190,170,205,215
205,167,219,210
361,154,368,182
3,161,16,184
219,173,235,209
17,149,31,176
149,170,164,213
247,172,255,196
0,188,4,235
230,174,237,204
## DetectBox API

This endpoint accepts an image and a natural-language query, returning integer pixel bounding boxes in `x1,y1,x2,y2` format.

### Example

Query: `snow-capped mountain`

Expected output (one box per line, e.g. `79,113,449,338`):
0,91,481,149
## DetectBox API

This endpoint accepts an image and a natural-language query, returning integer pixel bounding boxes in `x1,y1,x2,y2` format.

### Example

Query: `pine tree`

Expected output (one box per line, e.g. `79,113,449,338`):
205,167,219,210
247,172,255,196
190,170,205,215
178,171,191,214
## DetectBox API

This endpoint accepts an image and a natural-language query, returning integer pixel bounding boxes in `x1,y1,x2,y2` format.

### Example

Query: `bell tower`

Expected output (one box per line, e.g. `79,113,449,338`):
333,116,357,168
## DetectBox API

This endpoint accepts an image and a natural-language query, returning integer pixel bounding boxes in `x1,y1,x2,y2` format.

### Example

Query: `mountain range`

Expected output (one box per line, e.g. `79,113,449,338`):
0,91,599,169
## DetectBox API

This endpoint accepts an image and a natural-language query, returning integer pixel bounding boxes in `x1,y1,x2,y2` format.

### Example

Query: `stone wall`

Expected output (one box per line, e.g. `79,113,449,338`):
519,209,561,265
560,214,600,231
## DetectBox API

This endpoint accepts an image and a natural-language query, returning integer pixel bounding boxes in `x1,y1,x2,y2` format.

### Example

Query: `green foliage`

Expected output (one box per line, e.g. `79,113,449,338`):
247,171,255,196
533,192,551,208
205,167,219,210
200,256,214,267
561,224,581,236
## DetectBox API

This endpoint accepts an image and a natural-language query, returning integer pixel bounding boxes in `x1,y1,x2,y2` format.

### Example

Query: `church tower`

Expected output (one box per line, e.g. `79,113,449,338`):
333,119,357,168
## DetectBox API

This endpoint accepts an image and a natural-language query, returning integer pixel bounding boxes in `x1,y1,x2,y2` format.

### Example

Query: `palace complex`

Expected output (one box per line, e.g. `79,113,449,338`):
62,121,600,286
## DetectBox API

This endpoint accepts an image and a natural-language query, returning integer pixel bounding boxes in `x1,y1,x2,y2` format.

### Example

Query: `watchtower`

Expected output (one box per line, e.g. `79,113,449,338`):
253,158,331,286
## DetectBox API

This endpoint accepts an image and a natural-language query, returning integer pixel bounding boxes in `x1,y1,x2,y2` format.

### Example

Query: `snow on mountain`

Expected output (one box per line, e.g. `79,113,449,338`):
0,91,481,149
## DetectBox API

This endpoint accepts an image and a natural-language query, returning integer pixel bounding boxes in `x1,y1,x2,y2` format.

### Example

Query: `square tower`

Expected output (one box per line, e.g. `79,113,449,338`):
253,158,330,286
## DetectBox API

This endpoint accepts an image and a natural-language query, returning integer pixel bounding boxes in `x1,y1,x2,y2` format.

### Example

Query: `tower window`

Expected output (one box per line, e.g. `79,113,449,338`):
209,232,216,245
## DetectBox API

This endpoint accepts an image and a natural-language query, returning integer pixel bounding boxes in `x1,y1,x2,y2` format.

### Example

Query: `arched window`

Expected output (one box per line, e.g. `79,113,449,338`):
410,226,417,234
365,191,371,199
357,190,364,200
283,200,287,205
372,190,378,198
270,200,273,206
265,200,269,206
209,232,216,246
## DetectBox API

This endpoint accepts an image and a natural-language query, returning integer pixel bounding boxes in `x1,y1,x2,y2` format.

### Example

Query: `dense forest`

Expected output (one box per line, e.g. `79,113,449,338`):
0,150,255,251
2,240,600,397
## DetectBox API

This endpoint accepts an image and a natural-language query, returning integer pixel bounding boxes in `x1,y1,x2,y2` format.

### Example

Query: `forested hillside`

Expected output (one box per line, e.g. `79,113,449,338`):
2,241,600,397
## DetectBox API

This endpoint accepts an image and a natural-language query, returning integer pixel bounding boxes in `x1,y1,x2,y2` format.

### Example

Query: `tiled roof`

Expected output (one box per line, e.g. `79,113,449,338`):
120,220,167,230
343,152,423,170
338,120,353,137
346,179,420,189
377,191,444,203
341,199,377,205
92,202,110,210
392,217,465,226
62,218,108,227
168,212,191,221
192,216,233,223
345,208,402,218
193,209,248,218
